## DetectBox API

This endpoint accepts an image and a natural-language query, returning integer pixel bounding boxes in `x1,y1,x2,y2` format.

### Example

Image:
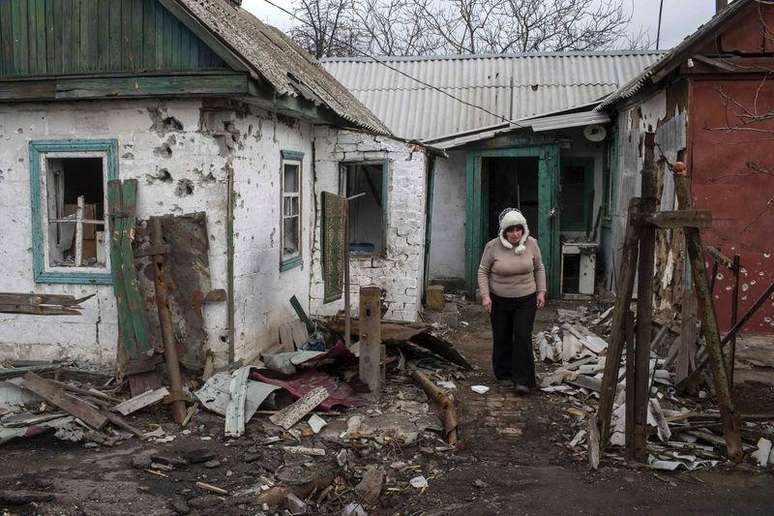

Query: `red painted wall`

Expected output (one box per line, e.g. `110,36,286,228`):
689,77,774,335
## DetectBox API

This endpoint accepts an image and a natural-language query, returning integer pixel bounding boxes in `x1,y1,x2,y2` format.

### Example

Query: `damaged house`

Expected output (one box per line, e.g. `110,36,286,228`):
323,51,662,298
0,0,434,368
598,0,774,335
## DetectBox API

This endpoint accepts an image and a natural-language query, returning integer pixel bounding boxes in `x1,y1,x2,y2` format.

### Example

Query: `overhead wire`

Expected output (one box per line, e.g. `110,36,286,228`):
261,0,526,129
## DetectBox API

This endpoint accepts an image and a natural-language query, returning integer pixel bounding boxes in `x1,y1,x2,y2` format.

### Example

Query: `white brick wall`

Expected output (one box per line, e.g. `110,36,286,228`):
310,128,428,322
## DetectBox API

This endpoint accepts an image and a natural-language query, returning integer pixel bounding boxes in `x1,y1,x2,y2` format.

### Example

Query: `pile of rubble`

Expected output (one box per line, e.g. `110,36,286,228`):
0,317,470,515
534,306,774,472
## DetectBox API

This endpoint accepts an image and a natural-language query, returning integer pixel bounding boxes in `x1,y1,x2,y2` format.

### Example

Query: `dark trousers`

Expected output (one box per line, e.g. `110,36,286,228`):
490,292,537,387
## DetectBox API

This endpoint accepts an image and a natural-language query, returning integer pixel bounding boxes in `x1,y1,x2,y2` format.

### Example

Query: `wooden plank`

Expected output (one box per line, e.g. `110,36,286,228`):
154,2,164,68
648,209,712,229
704,245,734,269
12,0,30,75
44,0,57,74
624,310,636,458
21,372,107,429
132,0,144,69
0,304,81,315
61,0,74,72
359,287,383,395
54,74,250,98
0,292,94,306
108,180,137,358
633,132,658,462
33,0,46,74
597,197,641,446
673,162,743,463
143,0,156,70
109,0,122,70
225,367,250,437
0,0,14,75
112,386,169,416
78,0,91,72
96,0,109,71
117,180,153,358
122,0,133,70
269,387,329,430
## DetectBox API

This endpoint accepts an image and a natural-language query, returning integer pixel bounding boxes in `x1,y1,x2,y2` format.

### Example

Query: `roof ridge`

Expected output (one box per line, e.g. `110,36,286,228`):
321,49,665,63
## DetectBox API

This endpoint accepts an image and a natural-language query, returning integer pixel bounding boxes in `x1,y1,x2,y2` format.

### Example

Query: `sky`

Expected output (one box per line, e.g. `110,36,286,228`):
243,0,720,52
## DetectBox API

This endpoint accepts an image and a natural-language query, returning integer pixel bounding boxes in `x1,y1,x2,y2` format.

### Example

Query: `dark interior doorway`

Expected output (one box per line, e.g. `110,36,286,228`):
484,157,539,242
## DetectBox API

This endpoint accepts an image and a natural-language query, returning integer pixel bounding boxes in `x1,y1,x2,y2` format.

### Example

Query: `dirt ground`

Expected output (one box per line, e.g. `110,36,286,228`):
2,301,773,516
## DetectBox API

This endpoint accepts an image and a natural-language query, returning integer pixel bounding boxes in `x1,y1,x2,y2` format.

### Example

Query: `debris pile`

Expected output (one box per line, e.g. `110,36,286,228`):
534,306,774,472
1,311,471,515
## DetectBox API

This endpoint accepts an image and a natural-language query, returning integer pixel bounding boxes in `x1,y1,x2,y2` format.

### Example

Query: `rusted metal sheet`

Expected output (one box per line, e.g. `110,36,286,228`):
689,77,774,335
134,212,214,371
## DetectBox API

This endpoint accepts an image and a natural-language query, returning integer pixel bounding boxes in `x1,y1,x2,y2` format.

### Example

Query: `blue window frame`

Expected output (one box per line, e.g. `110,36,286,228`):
280,150,304,272
29,139,118,284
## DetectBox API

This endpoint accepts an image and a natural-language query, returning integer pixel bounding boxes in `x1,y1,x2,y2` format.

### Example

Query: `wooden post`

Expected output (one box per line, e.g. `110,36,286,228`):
672,162,743,463
729,254,740,385
358,286,382,395
150,217,187,425
633,132,658,461
597,198,642,446
623,310,636,459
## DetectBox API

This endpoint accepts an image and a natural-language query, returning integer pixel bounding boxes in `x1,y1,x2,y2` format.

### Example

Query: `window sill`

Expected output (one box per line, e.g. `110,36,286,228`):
34,270,113,285
280,255,303,272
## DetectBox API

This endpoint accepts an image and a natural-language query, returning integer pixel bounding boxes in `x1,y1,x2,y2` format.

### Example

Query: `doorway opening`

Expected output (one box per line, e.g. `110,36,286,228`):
484,156,539,243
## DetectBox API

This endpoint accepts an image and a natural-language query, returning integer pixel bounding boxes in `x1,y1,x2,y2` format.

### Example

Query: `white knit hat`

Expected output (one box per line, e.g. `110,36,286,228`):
498,208,529,255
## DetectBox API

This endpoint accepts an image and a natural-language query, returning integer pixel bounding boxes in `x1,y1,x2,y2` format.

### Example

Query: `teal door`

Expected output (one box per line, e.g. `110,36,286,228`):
465,145,561,298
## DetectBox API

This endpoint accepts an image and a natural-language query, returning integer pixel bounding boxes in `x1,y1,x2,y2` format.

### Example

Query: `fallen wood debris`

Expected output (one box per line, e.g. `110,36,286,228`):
112,387,169,416
0,292,94,316
269,386,330,430
21,373,107,430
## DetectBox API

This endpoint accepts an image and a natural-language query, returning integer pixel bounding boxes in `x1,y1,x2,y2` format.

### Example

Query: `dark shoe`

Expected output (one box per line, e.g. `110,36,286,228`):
496,378,512,387
514,384,530,395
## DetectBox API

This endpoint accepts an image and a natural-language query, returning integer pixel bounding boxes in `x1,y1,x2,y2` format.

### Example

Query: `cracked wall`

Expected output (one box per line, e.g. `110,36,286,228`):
311,128,428,322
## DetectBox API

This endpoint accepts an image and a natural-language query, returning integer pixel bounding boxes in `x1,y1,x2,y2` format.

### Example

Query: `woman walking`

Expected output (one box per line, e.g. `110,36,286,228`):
478,208,546,394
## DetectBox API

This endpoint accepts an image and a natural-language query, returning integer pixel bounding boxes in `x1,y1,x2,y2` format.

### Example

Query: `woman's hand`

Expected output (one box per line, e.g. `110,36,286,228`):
482,294,492,313
536,291,546,310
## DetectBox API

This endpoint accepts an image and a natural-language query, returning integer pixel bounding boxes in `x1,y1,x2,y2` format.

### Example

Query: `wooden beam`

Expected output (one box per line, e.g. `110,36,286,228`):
704,245,734,269
647,209,712,229
0,73,250,101
672,162,743,463
633,132,658,462
21,372,107,429
597,197,642,447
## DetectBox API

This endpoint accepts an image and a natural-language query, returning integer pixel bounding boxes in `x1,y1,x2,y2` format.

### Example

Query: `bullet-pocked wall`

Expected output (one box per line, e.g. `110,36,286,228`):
0,99,230,366
310,128,428,322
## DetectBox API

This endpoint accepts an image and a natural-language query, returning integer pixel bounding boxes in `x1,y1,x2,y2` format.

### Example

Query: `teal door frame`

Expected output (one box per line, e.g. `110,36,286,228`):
465,145,561,298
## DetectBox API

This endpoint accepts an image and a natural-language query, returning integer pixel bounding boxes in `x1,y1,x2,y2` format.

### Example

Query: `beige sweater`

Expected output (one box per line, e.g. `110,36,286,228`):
478,236,547,298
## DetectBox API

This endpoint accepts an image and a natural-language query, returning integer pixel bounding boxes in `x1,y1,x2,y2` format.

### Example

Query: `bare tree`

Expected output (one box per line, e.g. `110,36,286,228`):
290,0,641,58
289,0,360,58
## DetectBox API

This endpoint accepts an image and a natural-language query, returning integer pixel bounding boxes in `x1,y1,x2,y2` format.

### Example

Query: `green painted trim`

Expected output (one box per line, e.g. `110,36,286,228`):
0,73,250,101
29,138,118,285
280,255,303,272
281,150,305,161
465,145,561,298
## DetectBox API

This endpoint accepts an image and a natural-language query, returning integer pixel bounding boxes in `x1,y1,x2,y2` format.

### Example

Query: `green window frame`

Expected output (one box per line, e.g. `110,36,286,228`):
559,158,594,232
280,150,304,272
29,139,118,285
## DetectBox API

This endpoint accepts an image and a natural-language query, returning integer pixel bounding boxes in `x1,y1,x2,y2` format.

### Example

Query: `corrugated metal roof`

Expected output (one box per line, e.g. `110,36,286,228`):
173,0,389,134
322,51,661,140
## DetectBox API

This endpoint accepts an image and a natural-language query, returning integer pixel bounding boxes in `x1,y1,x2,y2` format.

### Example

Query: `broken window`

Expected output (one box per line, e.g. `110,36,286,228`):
45,157,106,268
29,139,117,284
560,159,593,232
339,162,386,255
280,154,303,271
